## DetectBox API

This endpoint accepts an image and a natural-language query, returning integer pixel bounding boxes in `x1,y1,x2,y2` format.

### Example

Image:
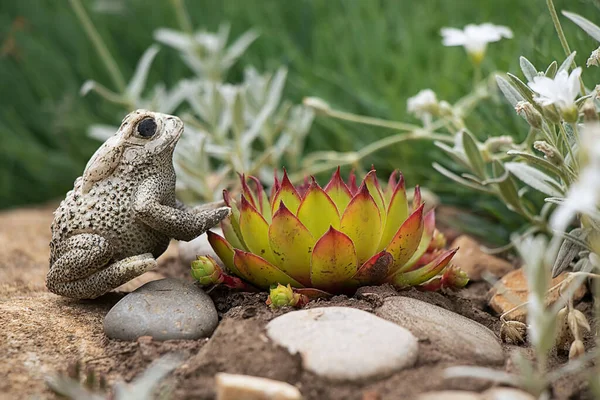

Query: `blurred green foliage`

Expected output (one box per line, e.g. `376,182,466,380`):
1,0,599,219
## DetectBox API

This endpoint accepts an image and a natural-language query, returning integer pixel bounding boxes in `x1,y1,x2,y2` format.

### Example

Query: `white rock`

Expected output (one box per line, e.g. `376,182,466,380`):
266,307,418,381
418,391,481,400
376,297,504,365
482,388,535,400
215,373,302,400
178,227,224,267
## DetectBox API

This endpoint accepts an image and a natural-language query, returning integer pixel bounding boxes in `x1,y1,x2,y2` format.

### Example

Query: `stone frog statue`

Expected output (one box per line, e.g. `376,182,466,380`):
47,109,230,299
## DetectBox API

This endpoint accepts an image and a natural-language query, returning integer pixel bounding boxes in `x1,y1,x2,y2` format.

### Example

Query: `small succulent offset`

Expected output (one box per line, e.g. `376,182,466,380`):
191,167,467,304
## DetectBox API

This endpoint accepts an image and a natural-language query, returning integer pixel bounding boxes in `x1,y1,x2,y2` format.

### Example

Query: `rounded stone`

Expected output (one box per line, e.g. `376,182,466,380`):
265,307,418,381
104,278,218,341
376,297,504,365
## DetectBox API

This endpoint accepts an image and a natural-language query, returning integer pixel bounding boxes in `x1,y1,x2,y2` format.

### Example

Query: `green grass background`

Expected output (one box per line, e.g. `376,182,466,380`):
1,0,599,239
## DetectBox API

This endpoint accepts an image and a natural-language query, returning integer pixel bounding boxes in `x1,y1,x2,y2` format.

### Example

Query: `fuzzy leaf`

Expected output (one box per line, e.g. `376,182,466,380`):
127,45,160,101
507,73,536,104
558,51,577,73
297,180,341,239
234,250,302,289
461,131,486,179
520,56,538,82
239,196,276,265
505,162,564,197
268,203,314,286
506,150,564,180
385,204,425,275
545,61,558,78
339,184,382,264
496,75,525,107
310,227,357,291
563,11,600,42
492,160,524,213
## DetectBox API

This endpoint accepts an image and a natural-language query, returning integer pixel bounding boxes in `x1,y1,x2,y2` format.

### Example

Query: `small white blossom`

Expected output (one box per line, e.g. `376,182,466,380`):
407,89,438,118
528,67,582,113
587,47,600,67
441,23,513,62
551,123,600,231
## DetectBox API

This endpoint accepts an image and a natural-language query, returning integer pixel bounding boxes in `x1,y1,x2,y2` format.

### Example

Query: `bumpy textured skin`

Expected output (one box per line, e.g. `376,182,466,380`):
47,109,230,299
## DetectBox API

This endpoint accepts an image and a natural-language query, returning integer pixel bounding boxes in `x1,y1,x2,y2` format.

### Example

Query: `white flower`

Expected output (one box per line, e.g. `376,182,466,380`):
441,23,513,60
528,67,582,113
407,89,438,118
550,123,600,231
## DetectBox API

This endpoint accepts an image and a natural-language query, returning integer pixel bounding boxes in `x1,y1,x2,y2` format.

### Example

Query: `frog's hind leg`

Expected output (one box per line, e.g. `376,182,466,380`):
48,253,157,299
47,234,113,284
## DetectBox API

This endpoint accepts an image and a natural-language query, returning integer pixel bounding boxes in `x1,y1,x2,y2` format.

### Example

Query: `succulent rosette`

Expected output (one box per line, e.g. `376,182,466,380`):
202,167,465,295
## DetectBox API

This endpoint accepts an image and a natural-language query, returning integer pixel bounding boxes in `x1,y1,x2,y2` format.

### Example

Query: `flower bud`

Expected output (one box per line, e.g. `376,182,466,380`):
561,105,579,123
587,47,600,68
303,97,331,115
500,320,527,344
515,101,543,129
484,135,514,153
533,141,563,166
542,104,561,124
569,339,585,359
191,255,223,286
582,99,598,122
441,264,469,289
267,283,300,308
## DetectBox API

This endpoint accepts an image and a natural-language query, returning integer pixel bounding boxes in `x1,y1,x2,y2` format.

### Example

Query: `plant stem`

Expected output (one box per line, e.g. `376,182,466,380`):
171,0,194,35
558,122,578,172
546,0,586,94
324,108,429,132
69,0,126,92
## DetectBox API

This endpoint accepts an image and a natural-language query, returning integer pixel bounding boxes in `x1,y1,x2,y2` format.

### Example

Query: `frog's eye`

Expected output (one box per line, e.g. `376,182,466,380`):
137,118,157,138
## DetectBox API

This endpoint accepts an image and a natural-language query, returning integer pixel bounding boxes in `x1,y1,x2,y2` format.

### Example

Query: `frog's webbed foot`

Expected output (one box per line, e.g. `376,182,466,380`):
47,253,157,299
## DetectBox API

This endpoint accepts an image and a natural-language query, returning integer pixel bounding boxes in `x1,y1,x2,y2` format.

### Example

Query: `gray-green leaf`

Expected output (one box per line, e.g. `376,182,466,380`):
505,162,564,197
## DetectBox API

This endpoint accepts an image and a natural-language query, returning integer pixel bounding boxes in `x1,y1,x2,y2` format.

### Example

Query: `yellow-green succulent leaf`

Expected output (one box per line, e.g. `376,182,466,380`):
363,169,387,226
220,218,246,251
324,167,353,213
223,190,247,250
271,170,302,215
206,230,241,276
385,204,425,275
339,184,382,265
390,249,456,288
310,227,358,291
402,209,436,270
377,177,409,251
268,202,314,286
297,179,341,239
233,249,303,289
239,195,277,265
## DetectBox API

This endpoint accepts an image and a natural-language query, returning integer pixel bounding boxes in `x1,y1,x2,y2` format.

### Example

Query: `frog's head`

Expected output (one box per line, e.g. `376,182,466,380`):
81,110,184,193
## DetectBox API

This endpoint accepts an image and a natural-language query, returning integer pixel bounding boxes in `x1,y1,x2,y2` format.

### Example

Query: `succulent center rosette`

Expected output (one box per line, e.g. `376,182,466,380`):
197,167,467,298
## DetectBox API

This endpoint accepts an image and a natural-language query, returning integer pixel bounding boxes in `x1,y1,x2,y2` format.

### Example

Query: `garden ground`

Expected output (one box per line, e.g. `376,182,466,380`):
0,204,593,399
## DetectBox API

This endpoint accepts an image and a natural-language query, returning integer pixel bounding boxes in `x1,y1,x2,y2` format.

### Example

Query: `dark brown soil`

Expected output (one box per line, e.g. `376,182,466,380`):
0,204,594,400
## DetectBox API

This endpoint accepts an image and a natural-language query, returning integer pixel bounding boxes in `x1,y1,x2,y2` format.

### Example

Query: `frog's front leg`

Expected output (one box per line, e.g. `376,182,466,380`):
134,180,230,242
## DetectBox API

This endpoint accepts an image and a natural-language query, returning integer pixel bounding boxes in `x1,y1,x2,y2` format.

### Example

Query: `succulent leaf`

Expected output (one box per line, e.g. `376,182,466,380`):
412,185,423,211
310,227,358,291
351,250,393,285
223,190,247,250
391,248,457,287
270,170,302,215
297,179,341,239
363,170,387,221
324,167,353,213
378,176,409,251
206,230,240,275
239,195,277,265
191,255,223,285
268,203,314,286
233,249,303,289
402,209,437,270
385,204,425,275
